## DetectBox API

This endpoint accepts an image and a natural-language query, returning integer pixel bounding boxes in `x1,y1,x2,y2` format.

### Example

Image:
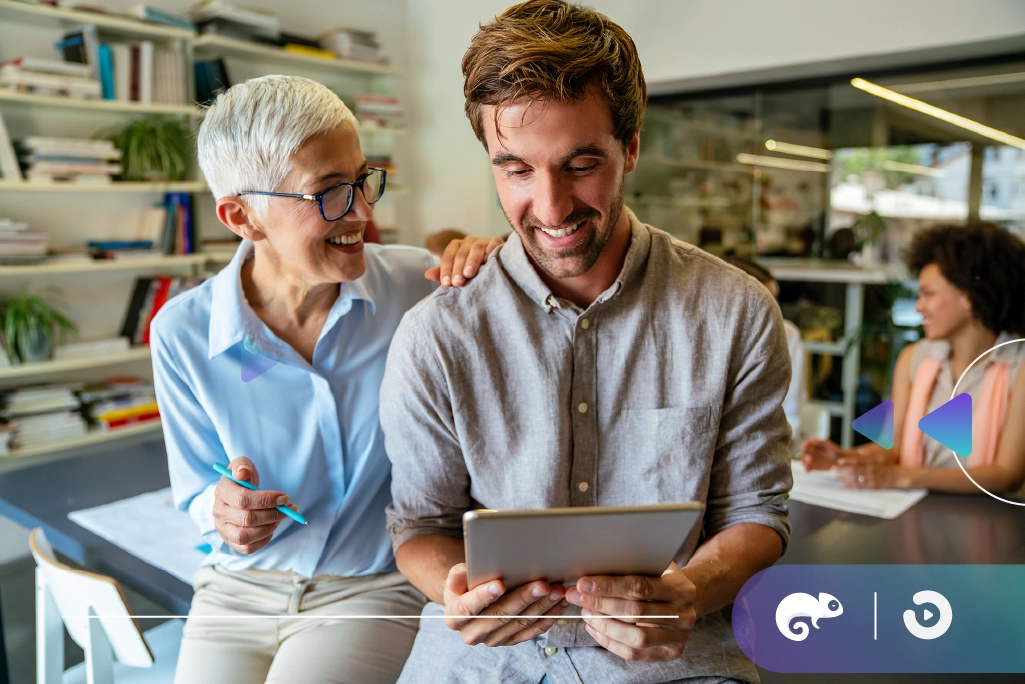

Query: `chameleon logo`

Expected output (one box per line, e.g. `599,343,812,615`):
775,592,843,642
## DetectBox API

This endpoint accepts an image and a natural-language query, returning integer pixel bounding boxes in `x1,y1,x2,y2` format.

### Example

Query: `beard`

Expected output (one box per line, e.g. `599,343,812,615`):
507,178,625,280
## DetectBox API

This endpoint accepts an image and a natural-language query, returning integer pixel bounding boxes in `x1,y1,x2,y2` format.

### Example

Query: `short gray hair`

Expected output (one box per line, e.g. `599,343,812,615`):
197,75,359,215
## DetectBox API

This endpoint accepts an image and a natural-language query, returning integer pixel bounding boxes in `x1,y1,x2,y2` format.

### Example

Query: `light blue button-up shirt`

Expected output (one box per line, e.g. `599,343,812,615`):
151,240,436,578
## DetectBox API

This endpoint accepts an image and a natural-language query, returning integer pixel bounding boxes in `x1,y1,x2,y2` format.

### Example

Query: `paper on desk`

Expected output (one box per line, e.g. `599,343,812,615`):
790,466,927,519
69,488,208,584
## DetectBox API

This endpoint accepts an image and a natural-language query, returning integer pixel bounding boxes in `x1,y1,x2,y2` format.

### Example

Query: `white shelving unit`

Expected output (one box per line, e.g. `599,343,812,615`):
756,257,895,448
0,1,407,470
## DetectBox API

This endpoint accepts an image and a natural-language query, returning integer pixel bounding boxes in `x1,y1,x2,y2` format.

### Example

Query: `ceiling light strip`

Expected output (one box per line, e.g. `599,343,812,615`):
764,139,833,160
736,153,831,173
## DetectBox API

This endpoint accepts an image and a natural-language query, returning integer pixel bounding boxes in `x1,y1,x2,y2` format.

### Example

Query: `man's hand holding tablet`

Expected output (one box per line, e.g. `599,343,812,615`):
443,562,568,647
566,562,698,662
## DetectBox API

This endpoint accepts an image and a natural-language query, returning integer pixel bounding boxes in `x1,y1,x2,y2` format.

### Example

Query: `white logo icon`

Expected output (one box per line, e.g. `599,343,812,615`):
903,590,952,640
775,592,844,641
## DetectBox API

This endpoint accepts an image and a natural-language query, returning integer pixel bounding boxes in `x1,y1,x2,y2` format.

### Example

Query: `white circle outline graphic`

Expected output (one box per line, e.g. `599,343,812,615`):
948,337,1025,505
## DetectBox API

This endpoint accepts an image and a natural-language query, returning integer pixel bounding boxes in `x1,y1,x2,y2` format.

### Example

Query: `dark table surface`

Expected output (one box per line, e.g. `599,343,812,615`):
0,440,191,616
3,446,1025,681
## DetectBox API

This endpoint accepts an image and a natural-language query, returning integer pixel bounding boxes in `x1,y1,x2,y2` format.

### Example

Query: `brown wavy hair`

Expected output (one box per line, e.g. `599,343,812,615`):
462,0,646,149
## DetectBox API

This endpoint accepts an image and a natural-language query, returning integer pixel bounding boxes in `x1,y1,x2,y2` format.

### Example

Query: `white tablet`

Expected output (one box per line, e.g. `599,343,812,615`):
463,502,705,589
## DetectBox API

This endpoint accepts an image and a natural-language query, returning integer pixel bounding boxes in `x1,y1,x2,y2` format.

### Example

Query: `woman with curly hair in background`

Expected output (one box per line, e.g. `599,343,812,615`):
802,221,1025,493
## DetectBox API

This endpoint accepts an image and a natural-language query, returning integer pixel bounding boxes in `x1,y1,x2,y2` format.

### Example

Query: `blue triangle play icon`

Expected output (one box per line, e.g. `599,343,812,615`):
853,400,894,449
919,393,973,457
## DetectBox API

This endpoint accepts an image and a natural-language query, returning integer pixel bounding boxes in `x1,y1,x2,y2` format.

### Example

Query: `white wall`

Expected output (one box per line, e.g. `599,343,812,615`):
400,0,1025,239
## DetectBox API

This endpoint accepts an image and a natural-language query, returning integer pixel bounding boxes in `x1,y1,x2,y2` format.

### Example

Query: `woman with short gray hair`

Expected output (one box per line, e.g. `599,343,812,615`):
151,75,499,683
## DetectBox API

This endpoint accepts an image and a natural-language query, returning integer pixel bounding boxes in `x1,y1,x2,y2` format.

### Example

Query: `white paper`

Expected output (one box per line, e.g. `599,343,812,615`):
790,466,928,519
69,488,208,584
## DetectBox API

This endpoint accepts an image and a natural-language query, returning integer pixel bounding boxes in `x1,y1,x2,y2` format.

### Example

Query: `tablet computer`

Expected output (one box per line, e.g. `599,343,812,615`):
463,502,704,589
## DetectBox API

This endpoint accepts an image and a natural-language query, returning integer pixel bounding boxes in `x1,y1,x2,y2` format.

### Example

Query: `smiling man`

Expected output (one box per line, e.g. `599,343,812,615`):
380,2,793,683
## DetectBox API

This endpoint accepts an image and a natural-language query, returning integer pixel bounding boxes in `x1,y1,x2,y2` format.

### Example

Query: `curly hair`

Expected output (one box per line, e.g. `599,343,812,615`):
461,0,646,149
904,222,1025,335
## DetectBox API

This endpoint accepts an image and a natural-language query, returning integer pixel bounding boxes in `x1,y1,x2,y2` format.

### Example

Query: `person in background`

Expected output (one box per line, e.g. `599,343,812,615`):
152,75,499,684
802,222,1025,494
724,254,807,448
381,2,793,682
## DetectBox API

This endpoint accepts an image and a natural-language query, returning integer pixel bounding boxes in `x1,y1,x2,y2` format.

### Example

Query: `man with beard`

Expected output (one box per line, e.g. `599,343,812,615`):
380,1,793,682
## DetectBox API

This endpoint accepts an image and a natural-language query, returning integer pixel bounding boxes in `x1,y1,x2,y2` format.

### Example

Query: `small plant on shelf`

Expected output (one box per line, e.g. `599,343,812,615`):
100,115,192,182
0,288,77,364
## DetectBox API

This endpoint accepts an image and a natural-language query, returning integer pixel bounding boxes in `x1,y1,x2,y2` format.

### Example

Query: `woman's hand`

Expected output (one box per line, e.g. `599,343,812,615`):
833,458,914,489
212,456,294,554
800,437,850,471
426,236,504,286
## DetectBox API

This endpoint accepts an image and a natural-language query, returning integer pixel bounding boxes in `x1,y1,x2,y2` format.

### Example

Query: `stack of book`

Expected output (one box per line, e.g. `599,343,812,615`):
352,93,403,129
55,25,188,105
122,4,195,31
122,275,201,345
0,57,101,99
81,378,160,431
1,384,88,450
0,217,48,263
189,0,279,41
15,137,122,184
366,153,398,185
319,27,382,64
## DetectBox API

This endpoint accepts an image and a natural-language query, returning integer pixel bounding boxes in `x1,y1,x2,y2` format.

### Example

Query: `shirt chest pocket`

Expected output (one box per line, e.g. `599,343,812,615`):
619,406,720,501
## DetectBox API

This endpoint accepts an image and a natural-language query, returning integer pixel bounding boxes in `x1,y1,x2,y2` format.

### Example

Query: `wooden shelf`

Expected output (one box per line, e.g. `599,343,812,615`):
0,419,163,474
0,251,234,276
0,0,192,40
0,88,198,115
0,347,152,381
192,34,397,75
0,180,207,192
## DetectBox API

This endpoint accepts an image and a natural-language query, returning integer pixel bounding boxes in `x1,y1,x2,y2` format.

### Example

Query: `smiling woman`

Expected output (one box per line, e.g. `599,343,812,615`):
146,74,500,684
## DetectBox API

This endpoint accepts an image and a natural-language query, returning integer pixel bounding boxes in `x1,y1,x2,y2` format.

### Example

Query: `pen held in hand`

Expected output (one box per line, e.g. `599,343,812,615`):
212,462,309,525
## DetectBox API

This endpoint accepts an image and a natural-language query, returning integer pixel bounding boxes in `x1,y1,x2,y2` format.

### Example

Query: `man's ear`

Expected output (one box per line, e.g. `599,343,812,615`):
216,197,266,242
623,131,640,174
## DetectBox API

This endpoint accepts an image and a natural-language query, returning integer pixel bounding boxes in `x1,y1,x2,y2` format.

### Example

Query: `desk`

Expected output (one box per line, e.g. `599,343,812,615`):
0,439,191,616
2,444,1023,682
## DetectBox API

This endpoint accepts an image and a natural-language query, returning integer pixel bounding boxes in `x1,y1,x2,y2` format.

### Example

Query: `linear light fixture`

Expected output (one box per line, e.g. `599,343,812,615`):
887,72,1025,94
764,139,833,160
736,153,831,173
850,77,1025,150
880,160,947,178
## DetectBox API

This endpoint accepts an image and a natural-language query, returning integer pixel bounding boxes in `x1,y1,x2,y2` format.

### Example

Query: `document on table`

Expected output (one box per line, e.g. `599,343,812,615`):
790,466,927,519
69,488,210,584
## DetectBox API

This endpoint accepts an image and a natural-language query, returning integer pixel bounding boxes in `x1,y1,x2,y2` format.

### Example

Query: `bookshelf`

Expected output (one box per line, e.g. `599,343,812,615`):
0,1,409,466
0,419,163,474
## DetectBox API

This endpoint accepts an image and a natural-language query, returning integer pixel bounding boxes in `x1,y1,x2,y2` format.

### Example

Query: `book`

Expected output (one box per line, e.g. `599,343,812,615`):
189,0,279,36
53,337,130,361
139,276,172,344
139,40,153,103
120,278,153,342
194,58,230,105
19,137,119,158
122,5,195,30
1,57,93,78
0,65,102,98
97,44,114,99
112,43,130,101
0,115,22,181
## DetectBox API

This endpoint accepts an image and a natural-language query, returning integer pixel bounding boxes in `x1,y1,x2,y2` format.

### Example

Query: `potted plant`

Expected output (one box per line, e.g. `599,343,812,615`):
100,115,192,182
1,288,77,364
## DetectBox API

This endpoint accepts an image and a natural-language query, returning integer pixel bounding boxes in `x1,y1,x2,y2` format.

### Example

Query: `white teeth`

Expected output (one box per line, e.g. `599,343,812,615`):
540,221,584,238
327,233,362,246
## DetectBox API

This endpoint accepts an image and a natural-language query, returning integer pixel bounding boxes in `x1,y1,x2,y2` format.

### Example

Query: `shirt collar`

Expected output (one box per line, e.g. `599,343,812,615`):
498,207,652,312
207,240,378,359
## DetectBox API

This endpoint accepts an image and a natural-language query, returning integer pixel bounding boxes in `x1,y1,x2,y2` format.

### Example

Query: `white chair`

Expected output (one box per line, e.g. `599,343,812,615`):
796,402,831,444
29,528,182,684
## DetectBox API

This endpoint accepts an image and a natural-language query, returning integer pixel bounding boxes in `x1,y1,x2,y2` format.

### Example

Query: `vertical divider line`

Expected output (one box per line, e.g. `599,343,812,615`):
874,592,878,640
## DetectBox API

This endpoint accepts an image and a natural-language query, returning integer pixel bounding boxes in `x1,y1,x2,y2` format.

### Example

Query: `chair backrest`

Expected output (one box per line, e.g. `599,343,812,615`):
29,529,153,668
797,402,831,443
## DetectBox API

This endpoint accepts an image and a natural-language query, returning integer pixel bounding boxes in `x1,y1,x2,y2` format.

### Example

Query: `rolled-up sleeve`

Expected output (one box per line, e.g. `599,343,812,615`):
150,324,228,551
380,309,470,551
704,284,794,551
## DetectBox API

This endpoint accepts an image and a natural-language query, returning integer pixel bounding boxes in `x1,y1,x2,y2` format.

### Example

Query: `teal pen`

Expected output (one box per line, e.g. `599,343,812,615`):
213,462,309,525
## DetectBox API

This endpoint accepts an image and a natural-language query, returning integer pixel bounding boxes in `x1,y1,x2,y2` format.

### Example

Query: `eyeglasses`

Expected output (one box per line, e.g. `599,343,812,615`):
239,167,387,221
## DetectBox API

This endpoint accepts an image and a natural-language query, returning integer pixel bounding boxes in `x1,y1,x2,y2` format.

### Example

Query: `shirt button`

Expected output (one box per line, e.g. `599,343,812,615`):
557,619,568,626
544,646,558,656
580,318,590,329
577,402,588,414
578,481,589,492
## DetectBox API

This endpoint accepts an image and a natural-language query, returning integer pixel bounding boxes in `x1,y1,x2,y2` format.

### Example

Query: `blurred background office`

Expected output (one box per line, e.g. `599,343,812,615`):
1,0,1025,680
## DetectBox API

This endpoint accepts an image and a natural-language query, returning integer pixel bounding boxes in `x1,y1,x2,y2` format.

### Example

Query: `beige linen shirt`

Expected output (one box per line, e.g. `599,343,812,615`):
381,210,793,684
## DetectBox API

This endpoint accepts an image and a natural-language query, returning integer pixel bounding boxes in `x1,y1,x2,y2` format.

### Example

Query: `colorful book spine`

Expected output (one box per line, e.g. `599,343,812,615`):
97,44,114,100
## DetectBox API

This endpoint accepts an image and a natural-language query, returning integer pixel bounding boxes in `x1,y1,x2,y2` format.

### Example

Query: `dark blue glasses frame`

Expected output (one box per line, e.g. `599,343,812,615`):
239,167,387,221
